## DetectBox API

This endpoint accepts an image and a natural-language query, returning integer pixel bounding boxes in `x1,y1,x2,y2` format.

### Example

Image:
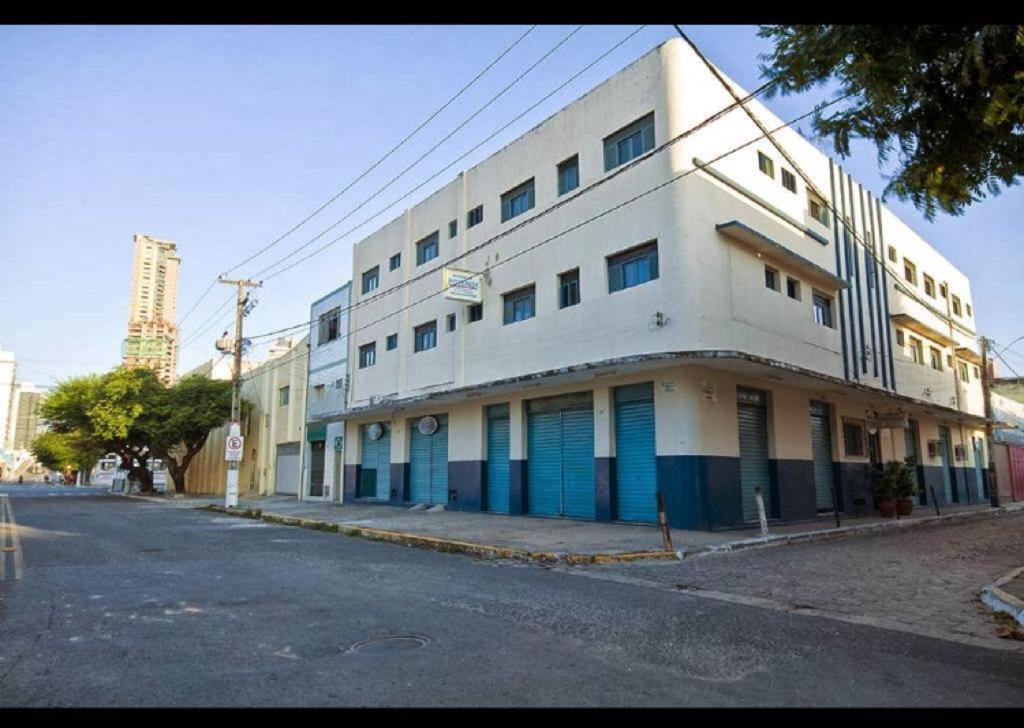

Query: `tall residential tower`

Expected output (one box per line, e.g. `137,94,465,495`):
122,233,181,385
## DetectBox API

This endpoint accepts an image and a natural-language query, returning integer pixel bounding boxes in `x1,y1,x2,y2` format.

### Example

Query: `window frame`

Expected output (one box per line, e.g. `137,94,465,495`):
557,154,580,196
448,219,458,239
951,295,962,317
500,178,536,223
502,284,536,325
757,151,775,178
467,303,483,323
467,205,483,228
447,312,456,332
910,337,924,365
358,342,376,369
415,231,439,266
781,168,796,192
786,277,801,300
389,253,401,271
903,259,918,286
930,347,943,372
764,265,780,292
278,385,290,407
317,307,341,346
385,333,398,351
413,320,437,352
842,418,867,458
361,265,380,295
808,195,829,226
603,112,655,171
812,291,833,328
923,274,935,298
559,268,581,309
887,245,897,263
607,241,659,294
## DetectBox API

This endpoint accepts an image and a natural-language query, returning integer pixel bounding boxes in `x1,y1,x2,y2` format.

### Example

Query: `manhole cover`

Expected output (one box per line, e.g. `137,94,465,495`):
349,635,429,655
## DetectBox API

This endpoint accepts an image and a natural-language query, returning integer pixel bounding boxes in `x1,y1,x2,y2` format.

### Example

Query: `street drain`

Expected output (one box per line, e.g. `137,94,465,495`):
349,635,429,655
141,548,163,553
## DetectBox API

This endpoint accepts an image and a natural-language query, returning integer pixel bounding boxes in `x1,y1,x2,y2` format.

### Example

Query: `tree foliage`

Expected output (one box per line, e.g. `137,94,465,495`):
30,431,98,481
757,25,1024,219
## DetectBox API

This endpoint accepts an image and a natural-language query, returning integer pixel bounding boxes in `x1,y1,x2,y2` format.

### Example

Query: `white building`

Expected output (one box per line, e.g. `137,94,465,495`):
304,283,352,501
339,38,989,529
0,348,16,451
123,233,181,385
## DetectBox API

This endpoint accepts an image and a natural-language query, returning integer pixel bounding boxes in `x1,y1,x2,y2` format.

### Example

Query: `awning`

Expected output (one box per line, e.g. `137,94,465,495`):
955,346,983,366
715,220,848,292
889,313,957,348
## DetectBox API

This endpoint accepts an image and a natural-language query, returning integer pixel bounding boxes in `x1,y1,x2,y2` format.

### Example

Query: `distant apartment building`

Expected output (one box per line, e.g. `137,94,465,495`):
122,233,181,386
11,382,47,451
305,283,352,501
339,38,989,530
0,348,16,450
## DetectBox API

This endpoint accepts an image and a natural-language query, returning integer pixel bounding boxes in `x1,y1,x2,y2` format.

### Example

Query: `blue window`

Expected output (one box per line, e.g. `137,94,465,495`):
812,292,833,328
389,253,401,271
557,155,579,195
468,303,483,322
603,113,654,171
414,321,437,352
448,219,458,238
416,232,439,266
447,313,456,332
501,178,535,223
467,205,483,228
559,269,580,308
361,266,379,294
608,242,659,293
358,342,376,369
503,285,535,325
386,333,397,351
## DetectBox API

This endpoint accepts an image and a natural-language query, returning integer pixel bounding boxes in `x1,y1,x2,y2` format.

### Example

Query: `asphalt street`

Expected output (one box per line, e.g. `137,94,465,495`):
1,486,1022,707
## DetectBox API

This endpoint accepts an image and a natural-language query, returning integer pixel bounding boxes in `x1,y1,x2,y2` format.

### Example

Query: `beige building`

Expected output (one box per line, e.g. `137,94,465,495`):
0,348,16,450
339,38,990,530
123,233,181,385
186,337,309,496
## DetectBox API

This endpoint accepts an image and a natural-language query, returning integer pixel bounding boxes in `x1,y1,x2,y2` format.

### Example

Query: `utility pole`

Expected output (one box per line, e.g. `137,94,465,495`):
980,336,1000,507
218,276,262,508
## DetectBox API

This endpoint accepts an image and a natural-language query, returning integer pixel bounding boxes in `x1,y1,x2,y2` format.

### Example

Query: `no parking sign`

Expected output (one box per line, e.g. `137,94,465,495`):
225,433,244,462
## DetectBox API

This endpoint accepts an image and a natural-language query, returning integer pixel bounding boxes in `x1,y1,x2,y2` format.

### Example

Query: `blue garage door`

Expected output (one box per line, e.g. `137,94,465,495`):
486,404,511,514
614,383,656,522
809,401,835,511
410,414,449,505
938,426,954,503
360,424,391,499
737,387,771,522
527,393,595,519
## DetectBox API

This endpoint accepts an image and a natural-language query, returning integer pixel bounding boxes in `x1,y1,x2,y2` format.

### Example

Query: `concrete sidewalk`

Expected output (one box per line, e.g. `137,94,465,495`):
128,491,1024,563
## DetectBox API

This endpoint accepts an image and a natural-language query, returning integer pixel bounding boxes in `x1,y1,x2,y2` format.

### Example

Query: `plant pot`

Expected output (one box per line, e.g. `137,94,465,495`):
898,498,913,516
878,499,897,518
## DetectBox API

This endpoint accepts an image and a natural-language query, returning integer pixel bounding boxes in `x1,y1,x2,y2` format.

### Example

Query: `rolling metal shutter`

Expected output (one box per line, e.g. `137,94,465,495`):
614,383,657,522
906,423,925,505
486,404,510,514
375,427,391,499
938,426,954,502
737,388,770,522
360,425,390,499
309,440,325,497
809,401,835,511
973,438,986,500
410,414,448,505
274,442,301,495
527,393,594,519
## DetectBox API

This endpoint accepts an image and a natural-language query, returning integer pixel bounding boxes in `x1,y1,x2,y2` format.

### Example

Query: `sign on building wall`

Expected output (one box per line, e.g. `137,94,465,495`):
442,268,483,303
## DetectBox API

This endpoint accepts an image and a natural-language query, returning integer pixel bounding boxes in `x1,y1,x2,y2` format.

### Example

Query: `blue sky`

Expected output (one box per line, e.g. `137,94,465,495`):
2,24,1022,385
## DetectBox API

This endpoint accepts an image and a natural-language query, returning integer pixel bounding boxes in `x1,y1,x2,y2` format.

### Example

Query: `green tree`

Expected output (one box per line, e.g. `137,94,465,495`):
40,367,164,492
30,431,96,483
757,25,1024,218
147,374,243,494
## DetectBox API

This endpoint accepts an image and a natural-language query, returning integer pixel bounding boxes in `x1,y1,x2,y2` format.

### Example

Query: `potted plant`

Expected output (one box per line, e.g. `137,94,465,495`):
871,461,900,518
896,457,918,516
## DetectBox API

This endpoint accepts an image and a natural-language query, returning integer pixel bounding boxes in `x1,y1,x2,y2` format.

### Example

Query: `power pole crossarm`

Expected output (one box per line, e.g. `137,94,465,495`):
217,276,262,508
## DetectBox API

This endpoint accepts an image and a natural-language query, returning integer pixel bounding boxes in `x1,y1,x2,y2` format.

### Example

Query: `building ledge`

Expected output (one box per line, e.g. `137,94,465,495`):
955,346,983,366
889,312,957,348
715,220,847,292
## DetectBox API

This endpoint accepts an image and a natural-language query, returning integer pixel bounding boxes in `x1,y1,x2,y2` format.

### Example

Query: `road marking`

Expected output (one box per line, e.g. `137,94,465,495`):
0,495,25,580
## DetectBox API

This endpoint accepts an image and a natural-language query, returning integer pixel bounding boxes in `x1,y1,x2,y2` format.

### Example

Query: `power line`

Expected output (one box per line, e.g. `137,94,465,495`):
239,96,844,383
245,74,779,345
255,25,647,285
247,25,586,282
175,25,537,327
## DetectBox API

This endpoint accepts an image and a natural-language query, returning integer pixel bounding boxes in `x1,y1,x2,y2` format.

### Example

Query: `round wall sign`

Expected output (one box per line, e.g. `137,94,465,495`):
418,416,438,435
367,423,384,441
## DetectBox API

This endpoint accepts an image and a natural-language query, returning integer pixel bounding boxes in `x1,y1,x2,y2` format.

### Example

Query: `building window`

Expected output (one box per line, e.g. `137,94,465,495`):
974,365,981,378
896,329,905,347
447,313,456,332
939,282,948,299
317,307,340,346
361,266,380,294
808,195,829,226
959,361,969,383
314,384,325,401
503,285,536,325
468,303,483,323
416,232,439,266
757,151,775,178
500,178,535,223
603,112,655,171
764,265,779,292
812,292,833,328
414,321,437,352
951,295,962,317
888,245,897,263
843,419,866,457
559,268,580,309
930,347,943,371
448,219,458,238
781,168,796,192
467,205,483,228
923,274,935,298
557,155,579,196
966,303,972,317
386,333,397,351
278,386,290,407
608,241,659,293
358,342,376,369
786,277,801,300
910,337,924,365
389,253,401,271
903,259,917,286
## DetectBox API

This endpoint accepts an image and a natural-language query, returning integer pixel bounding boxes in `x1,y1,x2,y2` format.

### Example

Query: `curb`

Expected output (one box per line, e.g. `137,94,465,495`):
981,566,1024,627
184,501,1024,566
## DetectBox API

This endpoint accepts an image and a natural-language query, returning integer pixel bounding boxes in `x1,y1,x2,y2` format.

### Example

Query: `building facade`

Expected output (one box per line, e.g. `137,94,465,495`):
11,383,46,452
123,233,181,386
305,283,352,501
186,337,309,496
338,39,988,530
0,348,16,451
